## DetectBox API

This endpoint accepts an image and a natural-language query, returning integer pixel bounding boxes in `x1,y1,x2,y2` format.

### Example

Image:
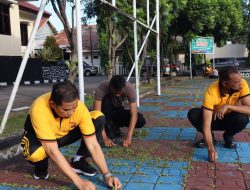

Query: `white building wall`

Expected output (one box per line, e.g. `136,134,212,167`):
34,23,55,49
0,2,21,56
82,52,101,67
19,11,36,56
207,44,248,59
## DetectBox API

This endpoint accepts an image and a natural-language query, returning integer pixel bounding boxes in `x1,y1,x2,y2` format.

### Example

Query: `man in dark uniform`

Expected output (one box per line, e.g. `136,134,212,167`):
94,75,146,147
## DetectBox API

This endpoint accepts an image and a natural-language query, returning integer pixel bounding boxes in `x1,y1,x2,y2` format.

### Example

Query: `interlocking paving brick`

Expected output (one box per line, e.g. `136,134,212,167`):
141,98,170,103
192,142,250,163
0,186,36,190
236,142,250,163
155,184,183,190
130,174,159,183
167,101,202,107
3,78,250,189
138,127,196,141
157,110,188,118
124,182,155,190
138,105,162,112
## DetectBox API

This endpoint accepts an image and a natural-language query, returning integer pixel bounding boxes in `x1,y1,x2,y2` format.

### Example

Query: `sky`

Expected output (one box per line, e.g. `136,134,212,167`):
31,0,96,32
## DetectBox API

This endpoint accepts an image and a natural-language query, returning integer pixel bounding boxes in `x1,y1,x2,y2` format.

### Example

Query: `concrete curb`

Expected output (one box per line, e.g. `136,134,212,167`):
0,79,66,86
0,133,23,150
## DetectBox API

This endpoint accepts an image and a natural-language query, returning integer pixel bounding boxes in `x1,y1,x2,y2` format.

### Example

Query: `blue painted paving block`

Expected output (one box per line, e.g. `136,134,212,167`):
111,165,137,174
124,182,155,190
179,128,197,141
193,142,238,163
161,168,187,176
139,127,196,141
157,111,188,118
113,173,133,183
237,142,250,164
136,166,163,175
106,159,138,167
141,98,170,103
130,174,159,183
163,95,203,99
167,101,202,107
155,184,183,190
0,186,37,190
138,105,162,112
158,176,183,184
168,161,189,168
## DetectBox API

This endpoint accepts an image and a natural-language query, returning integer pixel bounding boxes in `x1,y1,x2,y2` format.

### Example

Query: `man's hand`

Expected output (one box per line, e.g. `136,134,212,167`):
123,135,132,147
106,176,122,190
213,105,230,120
103,136,117,148
208,149,218,162
74,178,96,190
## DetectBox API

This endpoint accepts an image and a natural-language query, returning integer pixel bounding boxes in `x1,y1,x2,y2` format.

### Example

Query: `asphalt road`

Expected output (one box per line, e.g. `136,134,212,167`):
0,76,108,116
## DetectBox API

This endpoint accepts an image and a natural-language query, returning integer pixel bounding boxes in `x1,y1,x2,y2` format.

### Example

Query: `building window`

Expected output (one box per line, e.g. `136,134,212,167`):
0,3,11,35
93,55,99,59
20,23,28,46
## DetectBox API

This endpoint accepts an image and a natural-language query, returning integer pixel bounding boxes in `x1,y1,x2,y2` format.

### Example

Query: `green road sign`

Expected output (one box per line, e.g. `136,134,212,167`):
191,37,214,54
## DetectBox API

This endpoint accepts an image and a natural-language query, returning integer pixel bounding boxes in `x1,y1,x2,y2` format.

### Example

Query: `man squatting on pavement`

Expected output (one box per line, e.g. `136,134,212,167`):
188,66,250,162
93,75,146,147
21,81,122,190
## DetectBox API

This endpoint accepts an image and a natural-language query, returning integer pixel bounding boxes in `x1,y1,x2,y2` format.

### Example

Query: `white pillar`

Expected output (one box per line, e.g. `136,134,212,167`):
190,42,193,79
0,0,48,134
76,0,85,102
156,0,161,95
147,0,149,26
127,16,156,81
133,0,139,107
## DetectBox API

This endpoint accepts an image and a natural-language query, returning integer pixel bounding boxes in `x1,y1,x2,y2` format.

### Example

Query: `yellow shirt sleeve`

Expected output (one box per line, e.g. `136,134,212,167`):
202,89,215,110
30,109,57,141
240,79,250,98
77,102,96,136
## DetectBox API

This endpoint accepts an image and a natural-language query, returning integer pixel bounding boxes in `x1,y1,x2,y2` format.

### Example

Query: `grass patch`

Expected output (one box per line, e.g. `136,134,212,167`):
84,95,94,109
133,129,149,138
0,110,27,138
104,143,160,164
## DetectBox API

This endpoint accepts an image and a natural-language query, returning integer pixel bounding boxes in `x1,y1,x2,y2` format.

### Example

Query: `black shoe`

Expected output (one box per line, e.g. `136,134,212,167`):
195,136,217,148
223,133,237,149
71,157,98,176
33,170,49,180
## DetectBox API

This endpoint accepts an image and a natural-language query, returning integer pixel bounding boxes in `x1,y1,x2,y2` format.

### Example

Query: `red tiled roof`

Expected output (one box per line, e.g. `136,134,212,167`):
38,18,48,30
54,31,69,47
19,1,51,17
54,25,99,50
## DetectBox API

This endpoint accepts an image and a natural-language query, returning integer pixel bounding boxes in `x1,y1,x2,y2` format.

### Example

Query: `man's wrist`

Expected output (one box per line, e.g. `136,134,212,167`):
103,172,113,180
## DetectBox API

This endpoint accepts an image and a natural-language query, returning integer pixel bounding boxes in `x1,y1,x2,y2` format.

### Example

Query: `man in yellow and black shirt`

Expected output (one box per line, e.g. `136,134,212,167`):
188,66,250,162
21,81,122,190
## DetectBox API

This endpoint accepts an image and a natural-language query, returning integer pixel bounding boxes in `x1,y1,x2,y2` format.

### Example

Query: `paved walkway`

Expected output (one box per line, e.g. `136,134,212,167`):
1,78,250,189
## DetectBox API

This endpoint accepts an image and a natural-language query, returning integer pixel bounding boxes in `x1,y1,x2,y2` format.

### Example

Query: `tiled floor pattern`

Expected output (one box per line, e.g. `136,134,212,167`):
2,78,250,189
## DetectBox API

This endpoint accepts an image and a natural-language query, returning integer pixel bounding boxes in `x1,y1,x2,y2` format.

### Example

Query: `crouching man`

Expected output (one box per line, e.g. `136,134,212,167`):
188,66,250,162
21,81,122,190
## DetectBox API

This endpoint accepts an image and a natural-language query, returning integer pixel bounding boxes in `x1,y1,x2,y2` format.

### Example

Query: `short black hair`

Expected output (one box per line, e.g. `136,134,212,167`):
110,75,126,92
219,66,239,82
50,81,79,105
